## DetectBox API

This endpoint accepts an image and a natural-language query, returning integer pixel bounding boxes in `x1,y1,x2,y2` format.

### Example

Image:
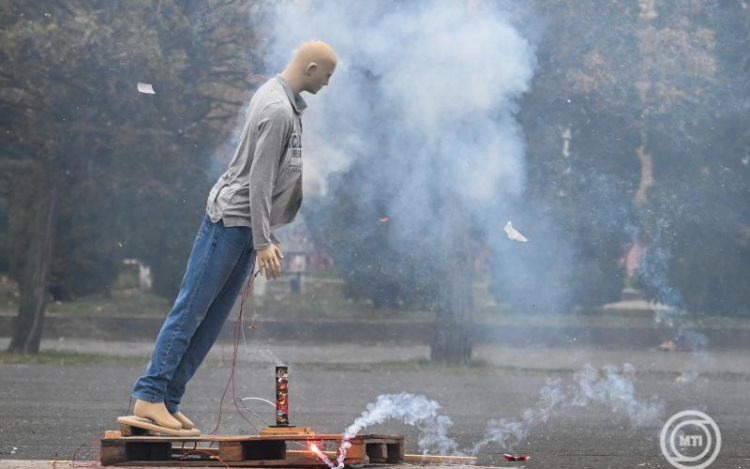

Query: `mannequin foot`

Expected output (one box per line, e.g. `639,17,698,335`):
133,399,182,430
171,411,195,430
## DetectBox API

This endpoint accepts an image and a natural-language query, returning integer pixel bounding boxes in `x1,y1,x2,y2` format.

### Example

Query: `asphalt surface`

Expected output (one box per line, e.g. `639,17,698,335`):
1,340,749,469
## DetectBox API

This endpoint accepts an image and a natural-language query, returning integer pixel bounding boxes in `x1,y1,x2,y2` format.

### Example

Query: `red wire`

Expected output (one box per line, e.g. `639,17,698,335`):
209,267,261,435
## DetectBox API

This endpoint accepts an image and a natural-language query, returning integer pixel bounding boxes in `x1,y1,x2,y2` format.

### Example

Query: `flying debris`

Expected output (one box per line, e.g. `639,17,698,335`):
504,221,528,243
137,82,155,94
378,215,390,224
503,453,529,462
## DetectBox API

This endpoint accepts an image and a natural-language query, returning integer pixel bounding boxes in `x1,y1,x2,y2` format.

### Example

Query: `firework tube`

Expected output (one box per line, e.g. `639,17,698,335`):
276,365,289,426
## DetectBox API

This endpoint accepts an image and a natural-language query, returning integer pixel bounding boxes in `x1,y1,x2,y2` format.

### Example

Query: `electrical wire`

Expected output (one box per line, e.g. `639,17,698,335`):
240,396,276,408
236,396,276,428
208,268,263,435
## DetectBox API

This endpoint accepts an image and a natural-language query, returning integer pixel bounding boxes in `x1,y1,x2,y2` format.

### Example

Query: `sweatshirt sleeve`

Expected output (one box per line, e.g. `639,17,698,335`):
249,103,291,250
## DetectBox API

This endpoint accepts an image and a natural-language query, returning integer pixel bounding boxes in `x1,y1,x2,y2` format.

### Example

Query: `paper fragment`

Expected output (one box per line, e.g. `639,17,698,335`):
504,221,528,243
137,82,155,94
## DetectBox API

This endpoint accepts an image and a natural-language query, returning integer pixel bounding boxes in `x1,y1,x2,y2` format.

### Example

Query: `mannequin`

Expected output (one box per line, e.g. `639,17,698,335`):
117,41,337,436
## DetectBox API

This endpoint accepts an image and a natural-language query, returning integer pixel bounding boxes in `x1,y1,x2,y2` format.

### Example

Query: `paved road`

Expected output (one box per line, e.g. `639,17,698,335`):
1,340,749,469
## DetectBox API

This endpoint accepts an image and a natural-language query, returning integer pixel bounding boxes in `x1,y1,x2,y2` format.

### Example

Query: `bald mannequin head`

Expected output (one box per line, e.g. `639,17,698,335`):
280,41,337,95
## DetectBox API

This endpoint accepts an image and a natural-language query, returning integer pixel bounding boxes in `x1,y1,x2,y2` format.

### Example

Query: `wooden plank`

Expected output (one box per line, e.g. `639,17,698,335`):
404,453,478,465
286,449,378,462
100,441,128,466
220,441,244,462
259,426,316,436
120,459,332,467
103,433,394,443
340,440,367,463
101,432,403,467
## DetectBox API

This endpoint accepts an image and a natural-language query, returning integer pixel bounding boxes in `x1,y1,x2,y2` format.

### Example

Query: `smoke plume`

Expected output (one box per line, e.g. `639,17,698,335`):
326,392,459,469
256,0,543,312
263,0,536,196
471,363,663,453
317,364,661,466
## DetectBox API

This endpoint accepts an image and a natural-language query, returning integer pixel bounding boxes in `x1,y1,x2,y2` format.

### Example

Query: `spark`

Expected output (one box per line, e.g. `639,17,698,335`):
310,443,334,467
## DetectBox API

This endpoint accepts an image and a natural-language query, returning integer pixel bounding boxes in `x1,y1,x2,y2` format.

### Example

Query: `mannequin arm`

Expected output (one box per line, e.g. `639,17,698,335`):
248,102,291,251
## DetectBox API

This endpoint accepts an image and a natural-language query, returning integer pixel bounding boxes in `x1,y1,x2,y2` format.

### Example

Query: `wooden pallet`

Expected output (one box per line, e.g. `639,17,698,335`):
101,430,404,467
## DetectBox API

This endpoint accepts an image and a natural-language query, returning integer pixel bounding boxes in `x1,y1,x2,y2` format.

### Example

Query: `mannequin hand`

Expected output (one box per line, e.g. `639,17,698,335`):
256,244,284,279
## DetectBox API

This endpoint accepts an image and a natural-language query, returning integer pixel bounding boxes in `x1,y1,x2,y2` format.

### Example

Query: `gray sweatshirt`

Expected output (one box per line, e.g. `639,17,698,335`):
206,75,306,250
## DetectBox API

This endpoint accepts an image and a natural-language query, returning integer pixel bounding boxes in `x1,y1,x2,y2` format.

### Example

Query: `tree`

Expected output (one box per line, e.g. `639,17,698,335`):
637,1,750,315
0,0,263,352
490,0,725,316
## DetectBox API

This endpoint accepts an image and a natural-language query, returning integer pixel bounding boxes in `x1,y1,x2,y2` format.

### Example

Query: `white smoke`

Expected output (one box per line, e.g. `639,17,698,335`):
472,363,664,453
317,364,661,467
329,393,459,469
343,393,459,454
262,0,537,208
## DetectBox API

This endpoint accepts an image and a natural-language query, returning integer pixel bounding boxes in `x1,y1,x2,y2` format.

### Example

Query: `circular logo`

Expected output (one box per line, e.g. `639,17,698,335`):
660,410,721,469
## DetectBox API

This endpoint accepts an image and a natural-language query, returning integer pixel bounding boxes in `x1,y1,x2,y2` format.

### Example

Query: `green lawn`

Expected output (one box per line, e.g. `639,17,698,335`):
2,272,750,330
0,350,144,365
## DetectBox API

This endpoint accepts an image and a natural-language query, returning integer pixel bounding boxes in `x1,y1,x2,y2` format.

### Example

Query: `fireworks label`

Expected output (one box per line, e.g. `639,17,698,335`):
276,366,289,426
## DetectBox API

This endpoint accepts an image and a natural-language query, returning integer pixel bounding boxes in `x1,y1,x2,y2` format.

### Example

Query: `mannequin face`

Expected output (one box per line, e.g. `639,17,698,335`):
305,60,337,95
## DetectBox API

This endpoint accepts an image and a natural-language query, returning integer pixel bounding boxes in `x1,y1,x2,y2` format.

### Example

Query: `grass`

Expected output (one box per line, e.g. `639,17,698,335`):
0,350,145,366
2,271,750,329
48,289,172,317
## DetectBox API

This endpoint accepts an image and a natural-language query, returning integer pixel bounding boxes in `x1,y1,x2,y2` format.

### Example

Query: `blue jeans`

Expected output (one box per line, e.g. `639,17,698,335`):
131,213,256,413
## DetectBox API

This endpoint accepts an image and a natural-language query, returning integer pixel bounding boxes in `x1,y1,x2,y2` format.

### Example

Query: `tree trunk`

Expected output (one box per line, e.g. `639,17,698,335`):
431,204,474,365
8,172,60,354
